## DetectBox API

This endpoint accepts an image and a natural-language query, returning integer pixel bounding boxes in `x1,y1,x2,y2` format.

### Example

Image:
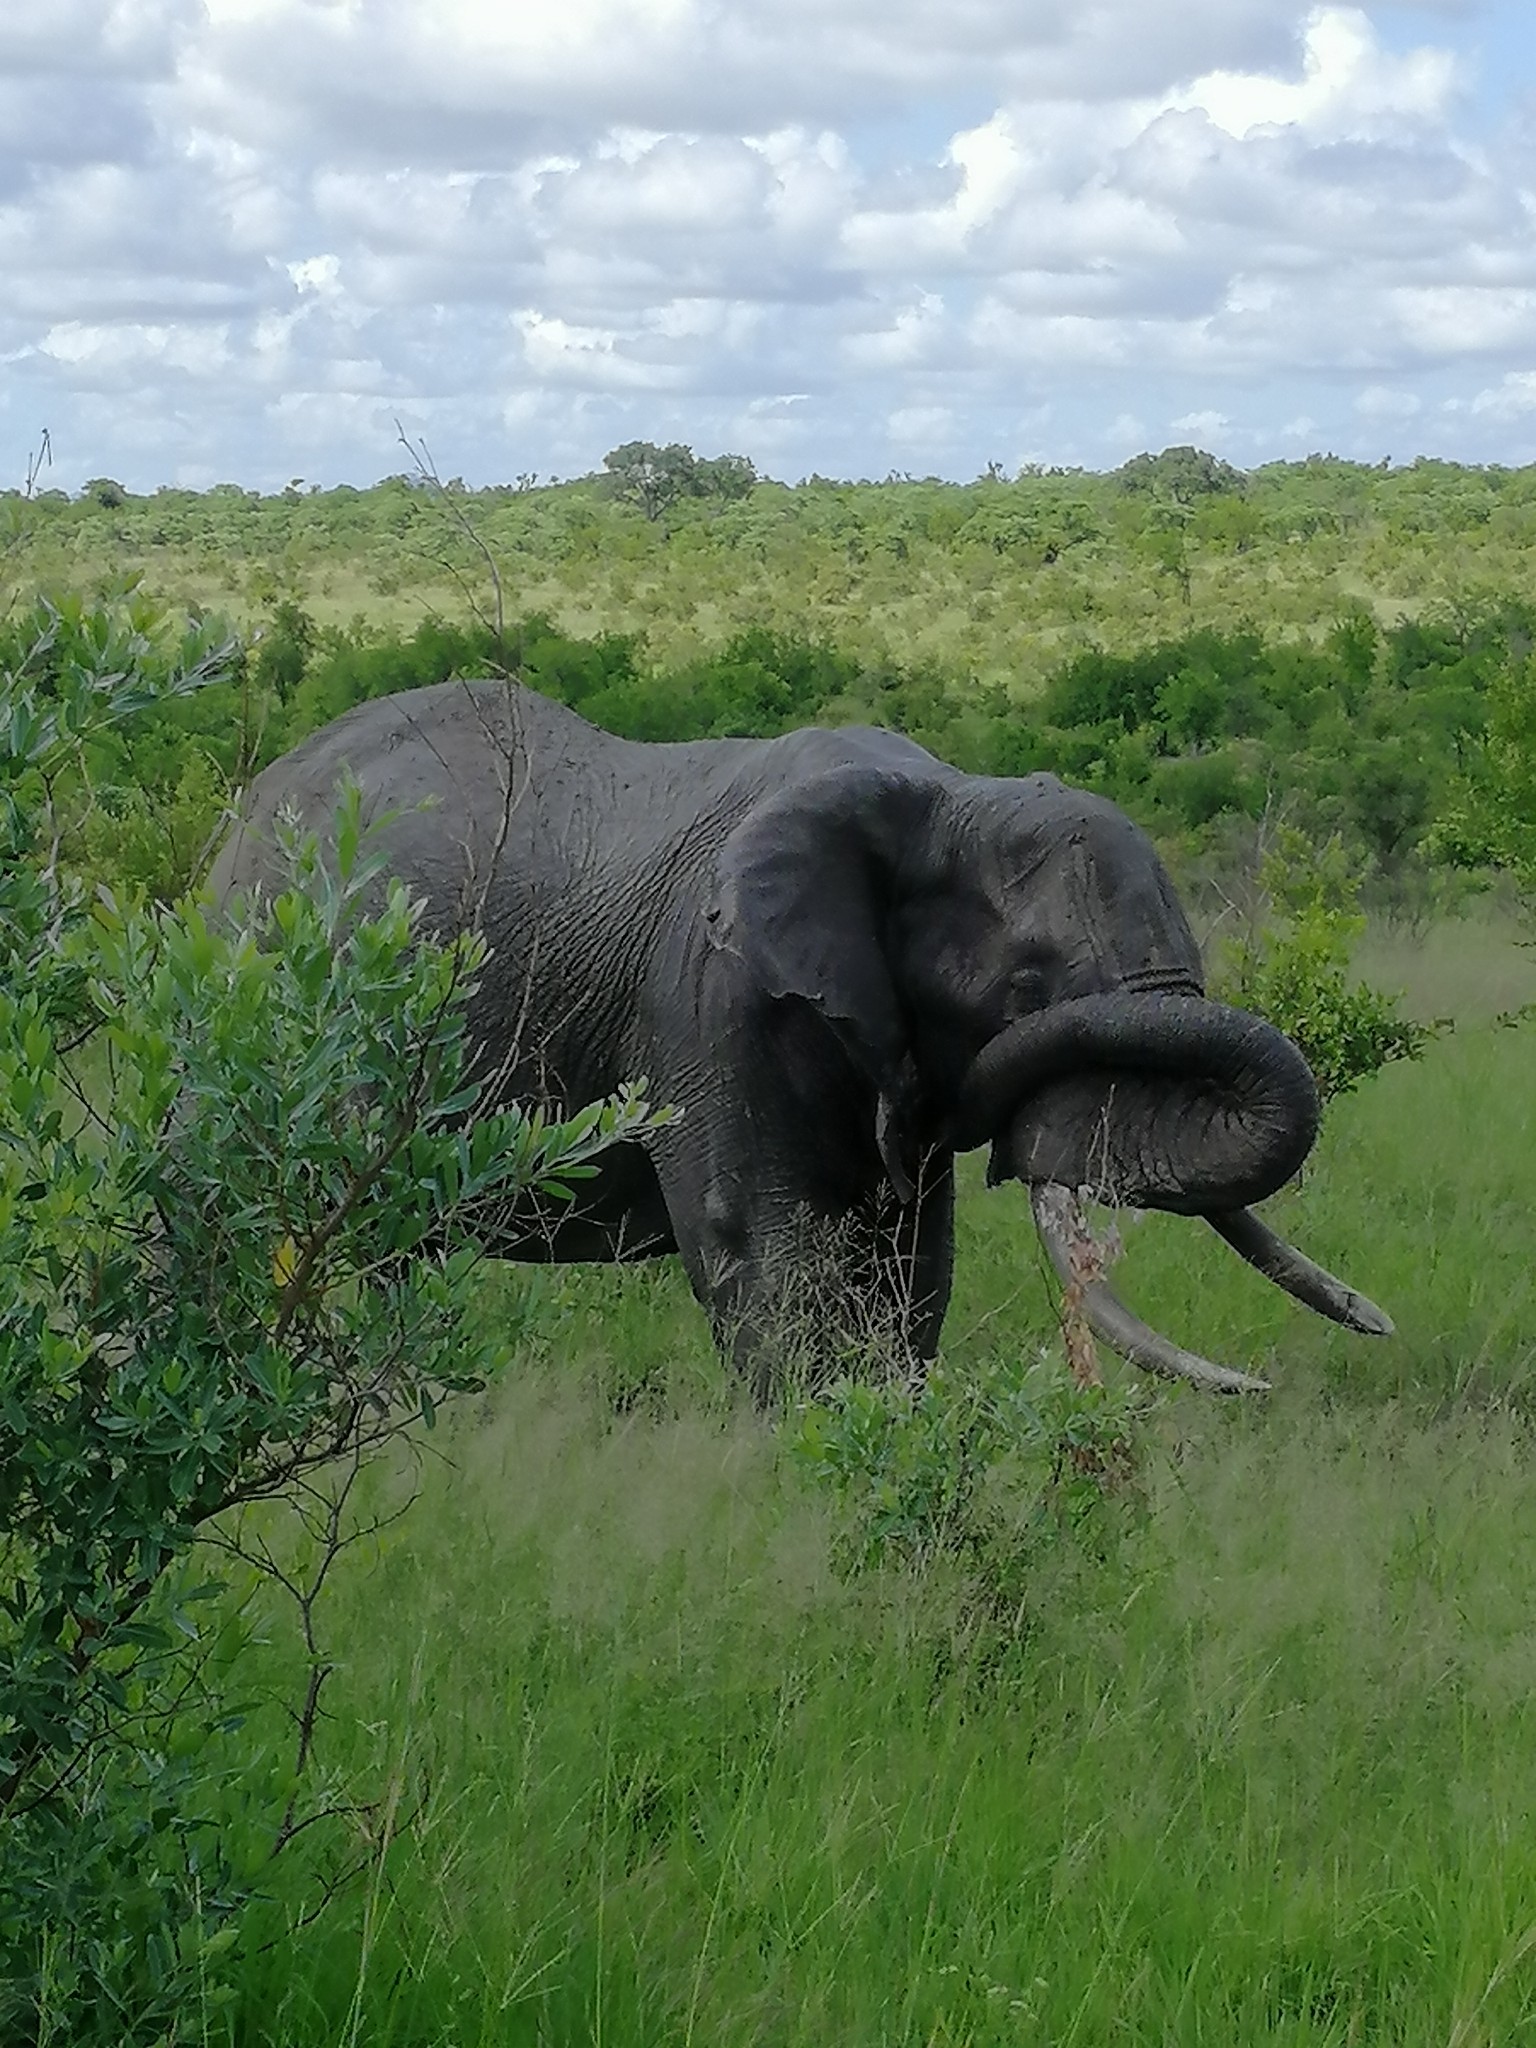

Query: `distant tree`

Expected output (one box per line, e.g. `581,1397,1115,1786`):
1432,652,1536,896
1115,446,1246,502
601,442,757,519
603,441,699,520
252,598,315,705
694,451,758,502
80,477,127,509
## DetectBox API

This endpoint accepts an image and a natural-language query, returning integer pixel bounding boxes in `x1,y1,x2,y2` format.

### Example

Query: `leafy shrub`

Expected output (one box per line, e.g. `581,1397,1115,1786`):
278,613,500,742
0,611,668,2040
1152,745,1265,828
1432,651,1536,900
250,597,314,703
78,746,229,903
1215,828,1439,1104
791,1350,1147,1606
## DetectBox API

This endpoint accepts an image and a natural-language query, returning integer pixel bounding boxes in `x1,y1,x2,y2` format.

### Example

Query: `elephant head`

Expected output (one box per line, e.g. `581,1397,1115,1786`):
713,760,1390,1392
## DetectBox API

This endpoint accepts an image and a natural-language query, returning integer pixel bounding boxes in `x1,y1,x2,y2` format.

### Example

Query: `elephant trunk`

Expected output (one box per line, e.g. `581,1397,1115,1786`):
951,991,1319,1215
952,992,1392,1393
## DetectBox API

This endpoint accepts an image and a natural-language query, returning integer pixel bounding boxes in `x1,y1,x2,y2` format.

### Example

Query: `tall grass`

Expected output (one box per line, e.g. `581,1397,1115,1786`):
221,923,1536,2045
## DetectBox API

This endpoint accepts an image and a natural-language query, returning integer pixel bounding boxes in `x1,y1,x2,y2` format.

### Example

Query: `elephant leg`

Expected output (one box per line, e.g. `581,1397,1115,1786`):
898,1151,956,1369
660,1145,956,1403
850,1150,954,1385
672,1196,832,1404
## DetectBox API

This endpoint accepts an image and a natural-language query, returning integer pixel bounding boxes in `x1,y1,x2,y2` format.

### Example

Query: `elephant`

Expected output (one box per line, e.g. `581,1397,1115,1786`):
208,677,1392,1398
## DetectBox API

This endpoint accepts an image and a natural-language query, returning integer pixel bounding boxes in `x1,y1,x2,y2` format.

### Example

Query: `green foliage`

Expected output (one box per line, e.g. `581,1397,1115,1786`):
80,478,128,511
600,441,757,520
278,613,499,744
1114,444,1246,499
790,1350,1145,1598
251,597,314,705
1217,828,1438,1103
0,590,236,996
0,618,670,2041
1433,651,1536,897
7,460,1536,916
78,747,230,905
693,451,758,502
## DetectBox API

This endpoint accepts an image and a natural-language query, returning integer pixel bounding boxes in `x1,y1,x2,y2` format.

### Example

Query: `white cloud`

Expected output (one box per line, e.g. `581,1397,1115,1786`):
844,294,949,369
41,319,231,379
1172,6,1461,141
514,309,689,391
1356,383,1423,418
1170,409,1232,438
180,0,1307,155
887,404,954,446
288,255,343,298
1469,371,1536,418
4,0,1536,488
0,0,194,77
1390,286,1536,356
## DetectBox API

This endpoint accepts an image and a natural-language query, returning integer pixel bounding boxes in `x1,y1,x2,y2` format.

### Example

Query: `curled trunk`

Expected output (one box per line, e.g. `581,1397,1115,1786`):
956,994,1392,1394
954,991,1319,1215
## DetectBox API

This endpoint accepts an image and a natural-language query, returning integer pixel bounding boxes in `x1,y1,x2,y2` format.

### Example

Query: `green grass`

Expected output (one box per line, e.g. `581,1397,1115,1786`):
201,918,1536,2045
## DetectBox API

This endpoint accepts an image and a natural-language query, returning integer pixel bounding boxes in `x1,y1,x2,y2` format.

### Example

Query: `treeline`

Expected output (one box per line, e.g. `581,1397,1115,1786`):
23,445,1536,555
14,445,1536,715
39,586,1523,909
18,452,1536,603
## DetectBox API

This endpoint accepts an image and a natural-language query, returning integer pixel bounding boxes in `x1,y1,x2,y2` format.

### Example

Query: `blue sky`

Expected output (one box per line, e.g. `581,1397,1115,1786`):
2,0,1535,493
1377,0,1535,119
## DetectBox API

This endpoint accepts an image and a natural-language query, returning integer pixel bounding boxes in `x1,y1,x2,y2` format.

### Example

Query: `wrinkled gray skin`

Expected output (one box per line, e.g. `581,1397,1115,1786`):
209,679,1391,1398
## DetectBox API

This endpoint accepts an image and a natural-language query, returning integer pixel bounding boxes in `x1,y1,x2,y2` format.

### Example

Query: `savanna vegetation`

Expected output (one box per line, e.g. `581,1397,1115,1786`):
3,444,1536,2044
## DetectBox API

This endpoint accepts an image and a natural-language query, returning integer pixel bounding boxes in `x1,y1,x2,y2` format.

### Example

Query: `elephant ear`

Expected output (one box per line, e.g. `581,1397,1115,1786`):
707,764,934,1199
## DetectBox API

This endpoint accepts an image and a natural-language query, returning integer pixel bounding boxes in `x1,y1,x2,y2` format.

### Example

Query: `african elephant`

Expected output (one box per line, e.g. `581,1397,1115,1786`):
208,678,1390,1397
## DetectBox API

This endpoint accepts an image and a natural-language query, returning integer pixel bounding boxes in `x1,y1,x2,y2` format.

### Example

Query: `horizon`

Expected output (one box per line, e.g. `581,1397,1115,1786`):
10,441,1535,503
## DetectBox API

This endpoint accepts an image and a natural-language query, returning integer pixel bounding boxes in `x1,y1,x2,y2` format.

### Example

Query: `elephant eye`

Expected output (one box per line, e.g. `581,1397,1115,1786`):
1004,966,1050,1018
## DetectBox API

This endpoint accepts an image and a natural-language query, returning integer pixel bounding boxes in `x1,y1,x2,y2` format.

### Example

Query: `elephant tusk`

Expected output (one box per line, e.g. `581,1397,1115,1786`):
1206,1208,1394,1336
875,1091,916,1205
1030,1183,1271,1396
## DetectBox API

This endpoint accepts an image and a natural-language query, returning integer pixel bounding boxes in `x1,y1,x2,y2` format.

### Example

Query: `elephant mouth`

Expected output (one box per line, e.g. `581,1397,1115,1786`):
952,992,1393,1394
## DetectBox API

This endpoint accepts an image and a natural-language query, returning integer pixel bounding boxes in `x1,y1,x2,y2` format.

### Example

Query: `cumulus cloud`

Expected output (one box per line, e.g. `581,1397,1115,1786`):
1171,409,1233,438
1356,383,1423,418
1469,371,1536,418
0,0,195,80
180,0,1306,157
1171,6,1462,139
3,0,1536,488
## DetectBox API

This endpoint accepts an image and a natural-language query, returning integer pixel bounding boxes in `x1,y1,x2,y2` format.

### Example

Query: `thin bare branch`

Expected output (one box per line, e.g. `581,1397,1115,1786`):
395,422,508,662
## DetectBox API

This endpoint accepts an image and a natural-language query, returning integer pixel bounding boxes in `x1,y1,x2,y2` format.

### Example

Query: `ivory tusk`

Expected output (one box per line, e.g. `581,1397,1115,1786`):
1207,1208,1394,1336
1030,1183,1271,1396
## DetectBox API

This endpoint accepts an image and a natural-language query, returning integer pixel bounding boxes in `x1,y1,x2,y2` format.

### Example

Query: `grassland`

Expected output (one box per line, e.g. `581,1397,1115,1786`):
11,453,1536,683
207,918,1536,2047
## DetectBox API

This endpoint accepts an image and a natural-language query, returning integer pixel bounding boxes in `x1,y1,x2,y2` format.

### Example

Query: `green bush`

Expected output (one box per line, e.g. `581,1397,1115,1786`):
1215,829,1439,1104
1432,651,1536,900
791,1350,1147,1604
278,613,500,743
0,610,669,2041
